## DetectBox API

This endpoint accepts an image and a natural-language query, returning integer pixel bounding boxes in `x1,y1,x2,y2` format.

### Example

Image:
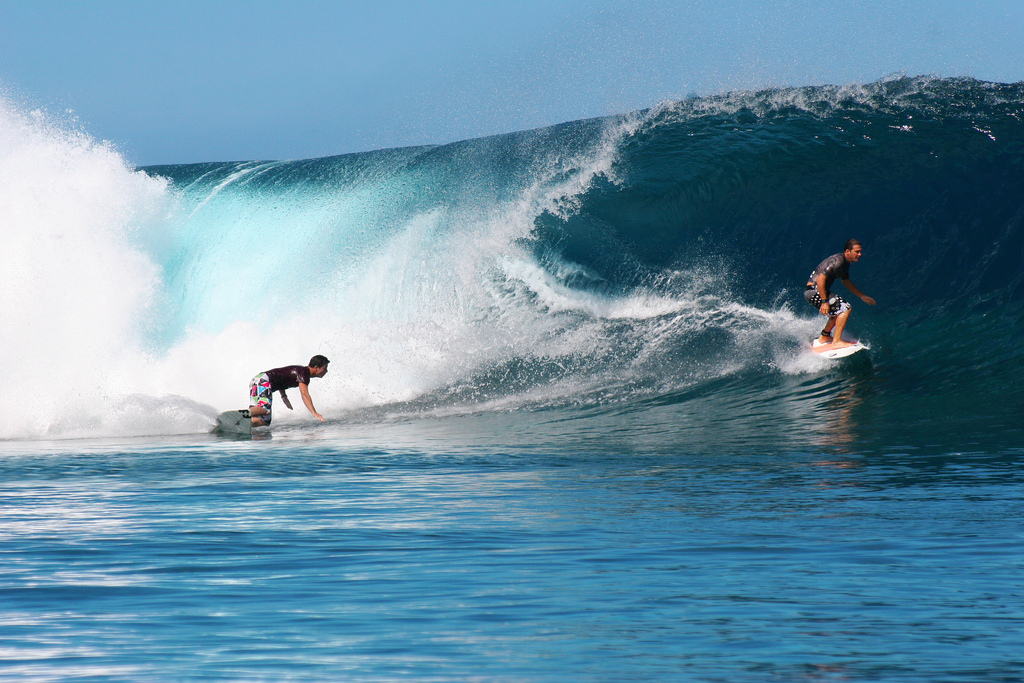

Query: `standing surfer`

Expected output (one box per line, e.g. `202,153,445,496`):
249,355,330,426
805,240,876,348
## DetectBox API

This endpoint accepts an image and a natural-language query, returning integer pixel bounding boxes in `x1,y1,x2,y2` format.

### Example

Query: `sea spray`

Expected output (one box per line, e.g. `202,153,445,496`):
0,98,192,438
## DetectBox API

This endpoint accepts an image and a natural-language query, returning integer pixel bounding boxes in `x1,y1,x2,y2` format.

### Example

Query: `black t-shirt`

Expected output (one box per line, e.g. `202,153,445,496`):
809,253,850,292
265,365,311,392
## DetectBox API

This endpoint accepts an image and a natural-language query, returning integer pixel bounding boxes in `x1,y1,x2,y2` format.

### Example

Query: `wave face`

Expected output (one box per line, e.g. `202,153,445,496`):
3,77,1024,446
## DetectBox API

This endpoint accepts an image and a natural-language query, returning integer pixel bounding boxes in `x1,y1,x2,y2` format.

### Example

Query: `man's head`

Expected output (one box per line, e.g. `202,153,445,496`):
309,355,330,378
844,239,863,262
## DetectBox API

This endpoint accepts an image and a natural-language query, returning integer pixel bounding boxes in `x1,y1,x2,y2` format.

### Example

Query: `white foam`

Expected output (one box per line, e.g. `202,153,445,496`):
0,98,194,438
0,93,834,440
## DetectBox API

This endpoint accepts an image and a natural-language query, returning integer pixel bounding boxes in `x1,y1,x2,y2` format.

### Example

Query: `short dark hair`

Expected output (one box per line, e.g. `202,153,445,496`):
309,355,330,368
844,239,862,251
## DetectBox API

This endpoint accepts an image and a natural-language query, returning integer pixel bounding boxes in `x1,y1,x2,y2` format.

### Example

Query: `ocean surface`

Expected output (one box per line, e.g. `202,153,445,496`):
2,76,1023,680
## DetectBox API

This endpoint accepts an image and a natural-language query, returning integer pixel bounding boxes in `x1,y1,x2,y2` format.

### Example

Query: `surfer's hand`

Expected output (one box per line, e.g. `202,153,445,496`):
862,295,876,305
819,303,830,315
313,412,325,422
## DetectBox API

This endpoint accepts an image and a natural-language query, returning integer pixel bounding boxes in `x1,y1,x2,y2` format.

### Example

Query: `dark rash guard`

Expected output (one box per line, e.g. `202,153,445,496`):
808,253,850,292
265,365,311,392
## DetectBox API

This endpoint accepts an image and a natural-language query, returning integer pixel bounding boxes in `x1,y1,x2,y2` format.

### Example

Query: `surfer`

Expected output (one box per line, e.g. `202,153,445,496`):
805,240,876,348
248,355,330,427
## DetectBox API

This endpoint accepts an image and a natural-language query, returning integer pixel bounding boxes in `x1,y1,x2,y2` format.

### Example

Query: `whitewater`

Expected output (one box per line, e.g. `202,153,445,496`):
1,77,1023,681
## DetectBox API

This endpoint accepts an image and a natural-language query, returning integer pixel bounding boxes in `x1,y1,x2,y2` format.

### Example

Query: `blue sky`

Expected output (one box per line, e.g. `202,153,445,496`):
3,0,1022,165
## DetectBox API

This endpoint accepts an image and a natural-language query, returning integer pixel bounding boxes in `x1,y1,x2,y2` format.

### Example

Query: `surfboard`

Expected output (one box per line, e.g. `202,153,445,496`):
811,339,867,359
215,409,252,436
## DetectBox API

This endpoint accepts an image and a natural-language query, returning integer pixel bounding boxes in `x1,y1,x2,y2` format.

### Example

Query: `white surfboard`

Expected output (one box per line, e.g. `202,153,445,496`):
215,409,252,436
811,339,867,359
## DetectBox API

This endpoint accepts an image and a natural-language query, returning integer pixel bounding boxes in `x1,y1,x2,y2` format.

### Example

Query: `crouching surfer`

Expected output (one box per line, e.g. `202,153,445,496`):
805,239,876,348
249,355,330,427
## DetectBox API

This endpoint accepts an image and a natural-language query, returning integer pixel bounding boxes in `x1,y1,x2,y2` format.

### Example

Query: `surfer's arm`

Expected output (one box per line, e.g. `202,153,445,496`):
814,273,830,314
842,278,876,305
298,383,325,422
279,389,294,410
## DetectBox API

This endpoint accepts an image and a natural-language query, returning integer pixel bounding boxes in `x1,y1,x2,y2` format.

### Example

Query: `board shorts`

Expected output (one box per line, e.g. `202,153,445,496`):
805,285,851,318
249,372,273,425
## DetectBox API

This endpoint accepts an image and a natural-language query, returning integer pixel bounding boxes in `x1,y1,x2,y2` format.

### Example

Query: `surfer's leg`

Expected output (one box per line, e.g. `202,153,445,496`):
819,319,835,344
831,307,853,348
250,405,271,426
808,289,835,344
249,398,272,426
249,373,273,426
821,295,853,346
